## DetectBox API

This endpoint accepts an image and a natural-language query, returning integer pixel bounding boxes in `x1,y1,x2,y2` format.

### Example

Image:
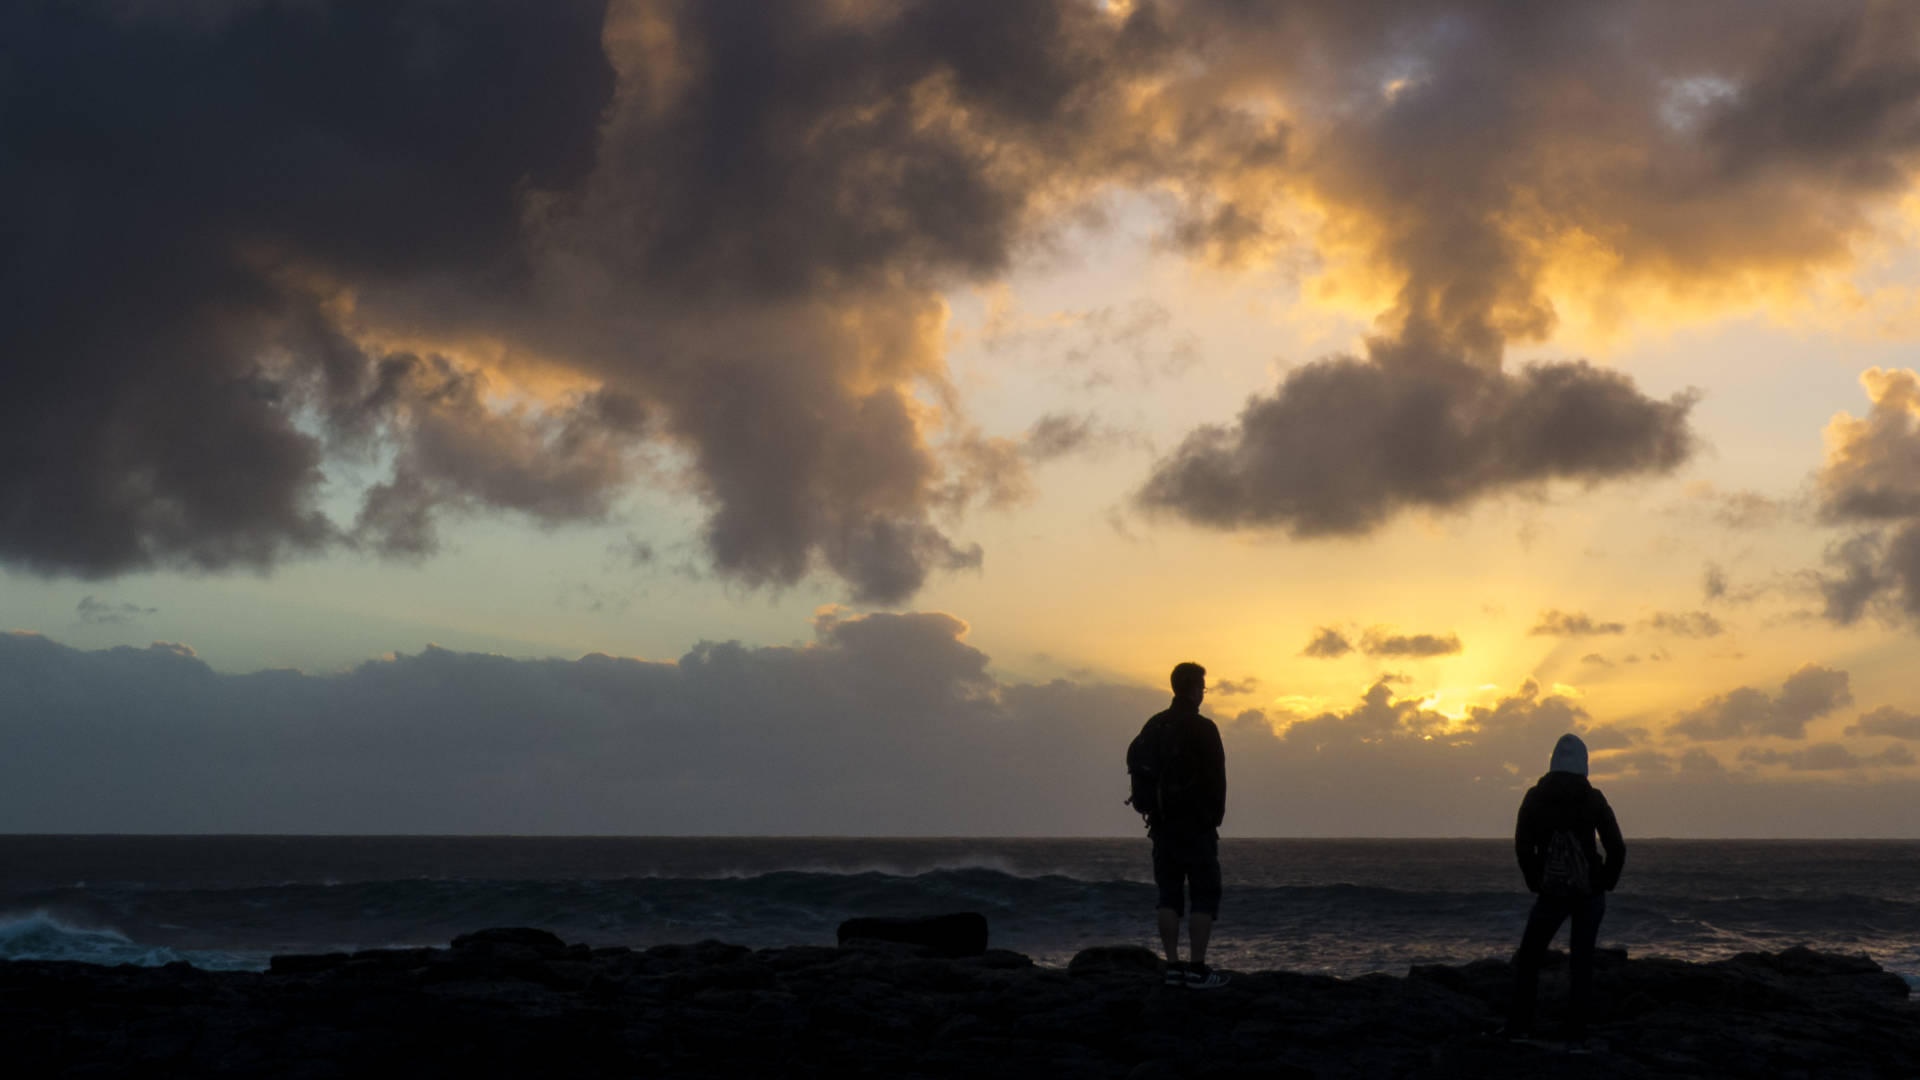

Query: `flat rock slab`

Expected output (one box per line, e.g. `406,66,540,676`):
836,912,989,957
2,933,1915,1077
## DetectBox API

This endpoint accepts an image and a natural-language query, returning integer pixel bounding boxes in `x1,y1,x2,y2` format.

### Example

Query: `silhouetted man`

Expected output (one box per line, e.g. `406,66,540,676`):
1508,732,1625,1042
1140,661,1228,990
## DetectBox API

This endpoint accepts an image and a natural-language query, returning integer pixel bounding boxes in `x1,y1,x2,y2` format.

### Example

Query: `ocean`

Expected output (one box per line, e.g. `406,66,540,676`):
1,836,1916,986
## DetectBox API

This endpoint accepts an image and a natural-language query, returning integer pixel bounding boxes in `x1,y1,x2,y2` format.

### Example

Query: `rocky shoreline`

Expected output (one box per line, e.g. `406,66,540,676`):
6,928,1917,1077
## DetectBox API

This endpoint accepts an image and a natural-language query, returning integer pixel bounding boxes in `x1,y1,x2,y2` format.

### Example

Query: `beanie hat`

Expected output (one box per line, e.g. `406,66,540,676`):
1549,733,1588,776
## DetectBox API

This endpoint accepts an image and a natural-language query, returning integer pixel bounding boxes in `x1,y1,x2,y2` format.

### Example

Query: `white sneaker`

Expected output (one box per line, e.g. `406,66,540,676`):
1184,963,1230,990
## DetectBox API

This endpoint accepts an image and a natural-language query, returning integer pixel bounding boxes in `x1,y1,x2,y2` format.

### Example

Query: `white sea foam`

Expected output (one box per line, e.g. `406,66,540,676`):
0,911,263,970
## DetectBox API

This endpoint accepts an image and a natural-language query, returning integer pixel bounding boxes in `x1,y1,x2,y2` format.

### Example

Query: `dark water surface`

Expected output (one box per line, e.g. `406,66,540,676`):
1,836,1915,983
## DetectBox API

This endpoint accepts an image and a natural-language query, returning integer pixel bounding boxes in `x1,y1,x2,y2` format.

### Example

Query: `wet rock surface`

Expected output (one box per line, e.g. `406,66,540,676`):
4,932,1915,1077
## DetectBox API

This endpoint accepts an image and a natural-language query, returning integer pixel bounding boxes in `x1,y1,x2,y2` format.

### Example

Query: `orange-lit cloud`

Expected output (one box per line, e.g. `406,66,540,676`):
1813,368,1920,624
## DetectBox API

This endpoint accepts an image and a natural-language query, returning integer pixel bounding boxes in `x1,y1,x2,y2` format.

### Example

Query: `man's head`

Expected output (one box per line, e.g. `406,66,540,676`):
1170,661,1206,704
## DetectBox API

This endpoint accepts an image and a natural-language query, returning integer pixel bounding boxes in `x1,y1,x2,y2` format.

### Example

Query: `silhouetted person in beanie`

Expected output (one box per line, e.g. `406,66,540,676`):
1508,733,1625,1042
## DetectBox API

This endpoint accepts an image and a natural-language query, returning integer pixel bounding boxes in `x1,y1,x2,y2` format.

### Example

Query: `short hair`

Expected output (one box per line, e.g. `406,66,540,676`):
1170,661,1206,696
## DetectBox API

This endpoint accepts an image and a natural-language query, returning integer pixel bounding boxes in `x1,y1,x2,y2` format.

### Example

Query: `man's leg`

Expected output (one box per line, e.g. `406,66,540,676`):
1188,834,1222,967
1509,896,1568,1034
1152,837,1185,965
1566,892,1606,1034
1188,912,1213,965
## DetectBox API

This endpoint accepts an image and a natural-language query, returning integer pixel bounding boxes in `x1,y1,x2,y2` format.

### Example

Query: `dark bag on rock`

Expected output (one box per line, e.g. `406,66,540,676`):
1540,827,1592,897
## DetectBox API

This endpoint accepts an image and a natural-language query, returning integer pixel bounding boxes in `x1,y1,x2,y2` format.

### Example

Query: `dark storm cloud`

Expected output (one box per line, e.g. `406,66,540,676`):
535,2,1206,600
1137,357,1695,537
332,354,648,557
1670,663,1852,740
1359,628,1462,658
12,1,1920,599
2,0,1174,599
1818,531,1893,624
1846,707,1920,740
16,0,1318,602
0,1,615,577
1301,627,1355,658
1529,610,1627,637
7,624,1919,836
571,1,1180,302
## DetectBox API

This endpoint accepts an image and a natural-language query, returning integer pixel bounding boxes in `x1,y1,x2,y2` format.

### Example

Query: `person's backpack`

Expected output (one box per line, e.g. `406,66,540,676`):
1125,713,1196,828
1540,827,1592,897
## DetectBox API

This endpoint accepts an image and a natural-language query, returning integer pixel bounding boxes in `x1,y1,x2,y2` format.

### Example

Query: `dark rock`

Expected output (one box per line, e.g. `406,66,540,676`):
448,927,567,955
835,936,936,960
965,948,1035,970
1067,944,1163,977
6,935,1919,1077
836,912,988,957
269,952,351,975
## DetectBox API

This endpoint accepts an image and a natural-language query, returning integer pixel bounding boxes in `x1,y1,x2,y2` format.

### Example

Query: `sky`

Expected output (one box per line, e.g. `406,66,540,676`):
7,0,1920,836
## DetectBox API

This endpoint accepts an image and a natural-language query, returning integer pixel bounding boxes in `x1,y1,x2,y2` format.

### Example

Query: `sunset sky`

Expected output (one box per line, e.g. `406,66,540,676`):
8,0,1920,835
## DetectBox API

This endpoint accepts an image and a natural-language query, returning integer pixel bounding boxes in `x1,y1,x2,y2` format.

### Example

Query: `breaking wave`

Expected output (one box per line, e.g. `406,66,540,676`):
0,911,259,970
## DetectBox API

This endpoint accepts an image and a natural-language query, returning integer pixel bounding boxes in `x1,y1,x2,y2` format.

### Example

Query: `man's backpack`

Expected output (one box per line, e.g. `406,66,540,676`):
1125,713,1195,829
1540,827,1593,897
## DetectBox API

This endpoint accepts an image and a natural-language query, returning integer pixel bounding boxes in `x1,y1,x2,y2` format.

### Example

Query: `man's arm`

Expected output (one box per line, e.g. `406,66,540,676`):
1206,721,1227,828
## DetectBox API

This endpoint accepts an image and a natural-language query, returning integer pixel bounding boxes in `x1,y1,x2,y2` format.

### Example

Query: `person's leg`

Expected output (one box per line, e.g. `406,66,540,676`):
1566,892,1606,1034
1188,912,1212,963
1187,833,1222,967
1152,838,1185,965
1509,896,1568,1034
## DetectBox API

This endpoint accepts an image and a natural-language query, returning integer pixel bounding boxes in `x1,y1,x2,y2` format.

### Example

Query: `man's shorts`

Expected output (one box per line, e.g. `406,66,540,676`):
1151,827,1221,917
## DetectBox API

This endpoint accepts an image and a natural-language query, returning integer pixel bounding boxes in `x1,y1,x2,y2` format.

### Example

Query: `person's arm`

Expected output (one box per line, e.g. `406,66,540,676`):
1207,721,1227,828
1514,791,1542,893
1595,793,1626,891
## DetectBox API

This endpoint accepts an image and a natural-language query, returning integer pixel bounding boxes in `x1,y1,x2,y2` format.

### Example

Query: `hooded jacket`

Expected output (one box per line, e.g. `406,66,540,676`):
1514,771,1625,895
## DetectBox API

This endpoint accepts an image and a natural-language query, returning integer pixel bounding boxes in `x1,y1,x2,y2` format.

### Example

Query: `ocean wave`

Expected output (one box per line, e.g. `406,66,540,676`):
7,867,1918,980
0,911,260,970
